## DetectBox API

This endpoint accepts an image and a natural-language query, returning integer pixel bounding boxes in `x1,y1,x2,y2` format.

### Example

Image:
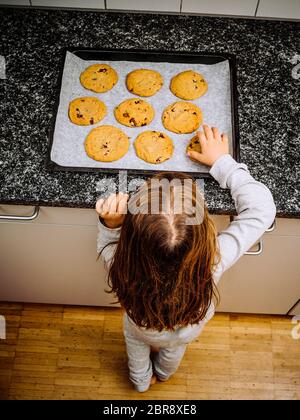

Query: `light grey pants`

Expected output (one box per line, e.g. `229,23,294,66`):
123,312,213,392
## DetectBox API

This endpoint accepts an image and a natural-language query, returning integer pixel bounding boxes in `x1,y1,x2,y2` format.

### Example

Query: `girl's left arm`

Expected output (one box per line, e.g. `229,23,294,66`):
96,193,128,265
97,220,121,265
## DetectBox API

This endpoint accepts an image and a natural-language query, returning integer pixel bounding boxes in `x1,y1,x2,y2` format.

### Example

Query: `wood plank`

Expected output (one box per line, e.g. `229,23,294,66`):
0,304,299,399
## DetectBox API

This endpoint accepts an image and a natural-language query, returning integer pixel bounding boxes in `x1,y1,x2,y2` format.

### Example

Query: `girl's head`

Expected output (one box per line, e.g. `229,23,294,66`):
106,172,220,331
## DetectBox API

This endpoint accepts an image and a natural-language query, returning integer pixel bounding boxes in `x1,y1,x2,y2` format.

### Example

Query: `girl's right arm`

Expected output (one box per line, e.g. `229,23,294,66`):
188,125,276,276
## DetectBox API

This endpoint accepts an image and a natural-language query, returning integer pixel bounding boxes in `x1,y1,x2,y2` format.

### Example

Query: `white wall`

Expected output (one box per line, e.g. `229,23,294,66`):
1,0,300,20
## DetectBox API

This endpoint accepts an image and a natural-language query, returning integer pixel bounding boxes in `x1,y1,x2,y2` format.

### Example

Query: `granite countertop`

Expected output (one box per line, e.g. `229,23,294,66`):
0,8,299,217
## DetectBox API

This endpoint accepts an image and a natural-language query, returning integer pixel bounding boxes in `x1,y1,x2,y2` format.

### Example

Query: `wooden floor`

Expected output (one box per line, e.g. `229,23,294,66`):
0,302,299,400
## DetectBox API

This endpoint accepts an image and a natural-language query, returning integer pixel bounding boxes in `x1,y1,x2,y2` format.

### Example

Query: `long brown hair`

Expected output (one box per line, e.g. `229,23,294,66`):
101,172,220,331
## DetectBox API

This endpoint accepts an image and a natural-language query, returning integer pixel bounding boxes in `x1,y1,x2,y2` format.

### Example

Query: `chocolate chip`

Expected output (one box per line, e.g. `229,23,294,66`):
192,112,197,115
200,79,205,82
141,123,147,126
156,157,162,162
134,100,140,104
158,133,164,138
92,78,97,80
80,99,85,102
194,140,199,144
97,68,107,73
171,109,175,112
90,118,94,124
76,114,83,118
129,118,137,126
76,108,79,111
123,112,130,118
195,86,198,89
193,79,197,83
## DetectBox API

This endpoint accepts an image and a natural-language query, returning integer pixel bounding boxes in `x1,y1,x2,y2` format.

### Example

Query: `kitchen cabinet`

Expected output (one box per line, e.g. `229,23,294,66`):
217,218,300,314
0,205,299,315
106,0,181,13
289,301,300,316
0,205,114,306
257,0,300,20
181,0,258,16
31,0,105,9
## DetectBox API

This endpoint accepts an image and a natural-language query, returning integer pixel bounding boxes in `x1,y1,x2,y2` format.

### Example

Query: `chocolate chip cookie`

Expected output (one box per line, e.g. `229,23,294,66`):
80,64,118,93
186,134,201,154
68,96,107,126
134,131,173,164
84,125,129,162
162,101,202,134
114,98,154,127
170,70,208,100
126,69,163,97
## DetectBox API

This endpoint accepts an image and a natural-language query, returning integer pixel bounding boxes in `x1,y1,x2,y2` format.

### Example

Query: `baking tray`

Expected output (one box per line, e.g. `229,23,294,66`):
47,47,240,178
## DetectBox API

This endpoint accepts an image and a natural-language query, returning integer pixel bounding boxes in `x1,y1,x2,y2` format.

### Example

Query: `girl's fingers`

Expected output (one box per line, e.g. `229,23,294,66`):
197,131,207,147
108,194,119,214
100,193,128,216
203,124,214,141
187,150,204,163
196,131,207,150
102,194,116,214
118,193,129,214
222,133,229,143
96,198,104,214
212,127,221,141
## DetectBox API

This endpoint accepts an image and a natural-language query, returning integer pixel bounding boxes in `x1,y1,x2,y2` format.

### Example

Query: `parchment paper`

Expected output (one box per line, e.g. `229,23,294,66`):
51,51,233,173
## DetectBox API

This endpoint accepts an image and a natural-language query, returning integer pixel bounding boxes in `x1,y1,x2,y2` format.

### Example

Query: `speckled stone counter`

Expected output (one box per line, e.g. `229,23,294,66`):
0,8,299,216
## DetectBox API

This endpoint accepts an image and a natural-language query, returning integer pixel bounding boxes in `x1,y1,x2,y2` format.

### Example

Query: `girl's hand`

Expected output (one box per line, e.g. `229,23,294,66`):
96,192,129,229
187,124,229,167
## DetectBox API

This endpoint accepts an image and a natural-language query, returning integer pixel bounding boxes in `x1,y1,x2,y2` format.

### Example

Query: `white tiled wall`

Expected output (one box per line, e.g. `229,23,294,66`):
182,0,258,16
1,0,300,21
106,0,181,12
0,0,30,4
257,0,300,20
31,0,105,9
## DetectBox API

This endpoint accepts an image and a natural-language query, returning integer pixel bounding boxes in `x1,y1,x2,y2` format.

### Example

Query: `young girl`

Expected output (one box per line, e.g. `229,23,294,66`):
96,125,276,392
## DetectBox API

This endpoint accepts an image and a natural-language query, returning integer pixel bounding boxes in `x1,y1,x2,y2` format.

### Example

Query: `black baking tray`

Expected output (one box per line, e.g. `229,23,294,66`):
47,47,240,178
